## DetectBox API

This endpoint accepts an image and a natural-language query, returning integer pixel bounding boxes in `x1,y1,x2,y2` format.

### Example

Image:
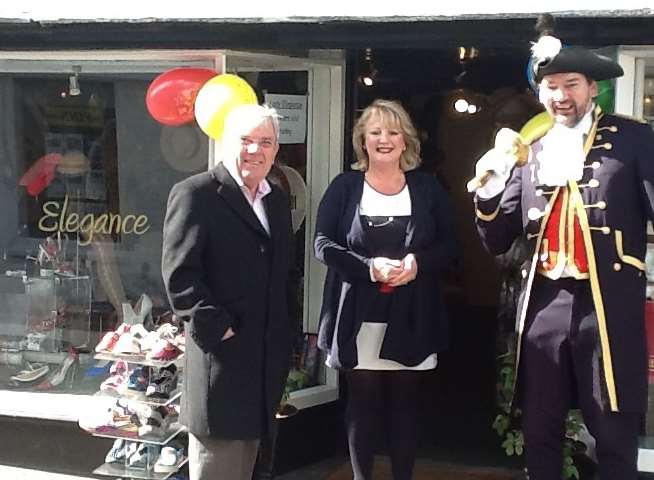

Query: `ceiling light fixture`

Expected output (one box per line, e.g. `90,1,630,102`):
360,48,377,88
68,65,81,96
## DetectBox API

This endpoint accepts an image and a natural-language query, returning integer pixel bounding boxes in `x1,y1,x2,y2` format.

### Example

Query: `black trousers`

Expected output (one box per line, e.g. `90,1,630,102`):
519,276,641,480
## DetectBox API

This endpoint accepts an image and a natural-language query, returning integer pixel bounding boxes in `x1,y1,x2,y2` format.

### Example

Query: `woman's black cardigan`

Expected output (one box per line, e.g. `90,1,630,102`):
313,170,458,369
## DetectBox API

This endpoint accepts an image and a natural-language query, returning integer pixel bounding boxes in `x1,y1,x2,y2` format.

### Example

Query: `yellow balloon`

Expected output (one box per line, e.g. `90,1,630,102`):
194,74,258,140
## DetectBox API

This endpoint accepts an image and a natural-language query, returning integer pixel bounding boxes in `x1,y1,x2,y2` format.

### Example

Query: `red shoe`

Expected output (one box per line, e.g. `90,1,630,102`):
95,324,131,353
147,340,182,362
95,331,120,353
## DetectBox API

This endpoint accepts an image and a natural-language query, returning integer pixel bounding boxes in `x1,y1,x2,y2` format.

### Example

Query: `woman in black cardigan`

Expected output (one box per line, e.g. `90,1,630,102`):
314,99,457,480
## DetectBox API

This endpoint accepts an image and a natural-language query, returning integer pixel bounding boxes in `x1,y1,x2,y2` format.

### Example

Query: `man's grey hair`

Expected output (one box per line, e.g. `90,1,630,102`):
223,103,281,142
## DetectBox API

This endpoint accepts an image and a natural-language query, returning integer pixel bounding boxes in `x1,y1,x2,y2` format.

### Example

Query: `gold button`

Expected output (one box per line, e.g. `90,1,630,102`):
595,134,603,141
597,201,607,210
592,161,601,169
521,269,528,279
604,142,612,150
613,263,622,271
589,179,600,188
601,226,610,235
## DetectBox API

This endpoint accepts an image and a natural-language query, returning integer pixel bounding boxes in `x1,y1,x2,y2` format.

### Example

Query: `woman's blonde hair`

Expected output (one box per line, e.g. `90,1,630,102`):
351,99,421,172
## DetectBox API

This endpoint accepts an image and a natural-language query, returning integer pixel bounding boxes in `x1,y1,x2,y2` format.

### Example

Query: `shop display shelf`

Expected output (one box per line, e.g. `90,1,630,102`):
83,423,185,446
94,388,182,407
92,456,188,480
85,340,186,477
94,352,183,368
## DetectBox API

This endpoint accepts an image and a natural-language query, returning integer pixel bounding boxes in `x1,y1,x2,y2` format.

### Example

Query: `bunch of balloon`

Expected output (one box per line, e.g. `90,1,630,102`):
595,79,615,114
193,74,258,139
145,68,218,126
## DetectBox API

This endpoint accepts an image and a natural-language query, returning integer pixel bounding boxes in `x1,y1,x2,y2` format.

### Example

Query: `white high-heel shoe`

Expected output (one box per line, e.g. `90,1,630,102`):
122,294,153,326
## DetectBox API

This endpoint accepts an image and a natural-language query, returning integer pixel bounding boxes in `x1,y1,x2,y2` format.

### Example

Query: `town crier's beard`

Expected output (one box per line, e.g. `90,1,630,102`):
539,72,597,127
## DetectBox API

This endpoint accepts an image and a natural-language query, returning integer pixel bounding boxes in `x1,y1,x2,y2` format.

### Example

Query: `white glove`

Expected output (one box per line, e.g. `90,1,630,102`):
474,148,514,199
494,128,523,156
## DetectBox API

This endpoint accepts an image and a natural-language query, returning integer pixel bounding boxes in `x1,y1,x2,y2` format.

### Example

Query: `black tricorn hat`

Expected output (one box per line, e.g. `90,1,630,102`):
530,14,623,83
534,45,624,82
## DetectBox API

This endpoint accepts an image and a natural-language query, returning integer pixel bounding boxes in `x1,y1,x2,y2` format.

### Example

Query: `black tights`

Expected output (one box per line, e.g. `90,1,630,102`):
345,370,423,480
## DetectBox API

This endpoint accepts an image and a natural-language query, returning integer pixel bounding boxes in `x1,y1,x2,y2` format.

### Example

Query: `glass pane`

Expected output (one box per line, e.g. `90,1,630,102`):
644,66,654,129
240,71,323,392
0,70,208,395
645,61,654,439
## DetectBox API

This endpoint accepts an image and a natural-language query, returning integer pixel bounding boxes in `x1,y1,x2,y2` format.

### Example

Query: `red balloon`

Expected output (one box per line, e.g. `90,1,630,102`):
146,68,218,126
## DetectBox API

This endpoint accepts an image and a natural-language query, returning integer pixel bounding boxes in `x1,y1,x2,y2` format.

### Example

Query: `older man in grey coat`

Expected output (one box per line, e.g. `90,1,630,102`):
162,104,296,480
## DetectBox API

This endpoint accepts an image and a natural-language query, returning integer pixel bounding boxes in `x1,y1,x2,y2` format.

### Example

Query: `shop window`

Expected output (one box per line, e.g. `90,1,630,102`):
14,78,120,241
0,69,209,399
0,51,344,415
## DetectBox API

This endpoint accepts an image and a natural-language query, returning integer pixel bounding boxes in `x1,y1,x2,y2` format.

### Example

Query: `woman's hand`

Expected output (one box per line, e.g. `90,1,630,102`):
387,253,418,287
371,257,402,283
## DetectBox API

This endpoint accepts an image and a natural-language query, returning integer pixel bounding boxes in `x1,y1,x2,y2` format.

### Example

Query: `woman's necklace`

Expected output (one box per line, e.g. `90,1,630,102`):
364,170,405,196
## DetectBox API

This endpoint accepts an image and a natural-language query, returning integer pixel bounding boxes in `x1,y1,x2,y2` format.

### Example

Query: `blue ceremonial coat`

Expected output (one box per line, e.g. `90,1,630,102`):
475,107,654,413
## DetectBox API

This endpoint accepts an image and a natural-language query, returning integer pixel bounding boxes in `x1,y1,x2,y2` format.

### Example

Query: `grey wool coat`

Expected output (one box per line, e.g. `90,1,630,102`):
162,163,296,439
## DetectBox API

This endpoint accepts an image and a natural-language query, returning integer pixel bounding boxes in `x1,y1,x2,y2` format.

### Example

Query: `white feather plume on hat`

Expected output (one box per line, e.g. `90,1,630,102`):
531,35,562,71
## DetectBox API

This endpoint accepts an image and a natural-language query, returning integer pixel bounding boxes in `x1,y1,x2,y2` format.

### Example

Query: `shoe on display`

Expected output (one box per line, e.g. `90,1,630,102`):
36,347,79,390
100,373,127,393
129,323,150,340
156,323,178,340
139,323,178,352
154,446,183,473
128,443,160,469
137,423,165,438
10,364,50,383
104,439,124,463
146,365,178,399
110,359,129,376
95,331,120,353
104,438,136,463
147,339,182,361
137,331,159,352
122,293,153,326
126,366,152,392
112,333,141,355
128,400,174,427
100,360,130,392
132,406,164,428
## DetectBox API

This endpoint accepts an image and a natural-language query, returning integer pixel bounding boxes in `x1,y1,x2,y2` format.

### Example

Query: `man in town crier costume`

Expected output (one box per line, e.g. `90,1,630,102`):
473,15,654,480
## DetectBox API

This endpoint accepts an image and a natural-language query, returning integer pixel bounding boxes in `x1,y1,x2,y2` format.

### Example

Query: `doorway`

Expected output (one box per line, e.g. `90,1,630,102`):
349,46,541,466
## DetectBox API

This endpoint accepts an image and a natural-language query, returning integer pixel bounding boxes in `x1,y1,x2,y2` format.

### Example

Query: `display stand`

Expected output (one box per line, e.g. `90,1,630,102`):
92,457,189,480
79,353,186,479
94,352,183,369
